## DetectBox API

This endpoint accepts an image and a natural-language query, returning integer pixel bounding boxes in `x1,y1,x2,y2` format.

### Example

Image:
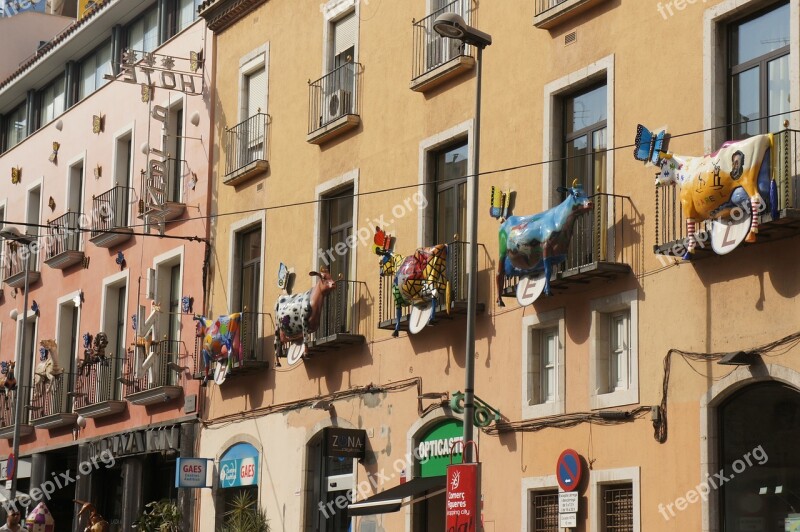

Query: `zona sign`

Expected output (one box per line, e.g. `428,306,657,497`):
556,449,582,492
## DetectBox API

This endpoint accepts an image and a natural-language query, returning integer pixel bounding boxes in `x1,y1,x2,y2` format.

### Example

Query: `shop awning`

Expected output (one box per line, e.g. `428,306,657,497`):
348,476,446,516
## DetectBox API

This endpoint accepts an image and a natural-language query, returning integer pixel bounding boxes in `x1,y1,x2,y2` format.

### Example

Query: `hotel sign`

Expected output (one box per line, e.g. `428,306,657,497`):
91,426,181,459
109,49,204,97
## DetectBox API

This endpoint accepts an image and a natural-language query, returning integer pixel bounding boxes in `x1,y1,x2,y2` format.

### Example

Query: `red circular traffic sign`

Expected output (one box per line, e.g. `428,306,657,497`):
556,449,582,492
6,452,15,481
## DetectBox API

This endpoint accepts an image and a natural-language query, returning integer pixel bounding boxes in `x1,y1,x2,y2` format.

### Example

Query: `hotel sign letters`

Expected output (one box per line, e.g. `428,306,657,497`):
113,48,204,96
91,426,181,459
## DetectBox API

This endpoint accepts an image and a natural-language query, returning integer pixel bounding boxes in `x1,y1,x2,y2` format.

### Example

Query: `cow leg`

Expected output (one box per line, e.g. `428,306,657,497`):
273,326,283,360
683,218,696,260
393,304,401,337
746,196,759,243
543,259,552,296
201,350,210,387
495,254,506,307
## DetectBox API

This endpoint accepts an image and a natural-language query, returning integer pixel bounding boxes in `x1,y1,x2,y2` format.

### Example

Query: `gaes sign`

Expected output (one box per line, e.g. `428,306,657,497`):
175,458,212,488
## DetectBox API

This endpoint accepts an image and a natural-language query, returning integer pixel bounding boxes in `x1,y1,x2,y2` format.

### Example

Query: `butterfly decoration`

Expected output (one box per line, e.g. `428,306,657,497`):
489,186,512,220
11,167,21,184
92,114,105,134
115,251,126,270
181,296,193,314
39,346,48,361
83,332,93,349
373,227,393,256
48,197,56,211
49,142,60,164
634,124,669,166
131,314,138,331
31,300,39,315
277,263,289,290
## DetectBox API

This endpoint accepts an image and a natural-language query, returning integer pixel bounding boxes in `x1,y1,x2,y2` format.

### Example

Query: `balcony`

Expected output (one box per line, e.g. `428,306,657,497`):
500,193,637,301
2,240,40,289
306,280,366,355
0,387,34,439
194,311,270,381
378,241,485,333
137,159,187,224
29,373,78,429
654,129,800,258
307,62,362,145
533,0,610,29
89,186,134,248
72,357,126,419
410,0,475,92
43,212,84,270
224,113,270,186
122,340,184,406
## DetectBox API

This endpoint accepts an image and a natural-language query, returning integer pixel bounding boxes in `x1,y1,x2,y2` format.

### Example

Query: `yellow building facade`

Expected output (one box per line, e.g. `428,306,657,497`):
195,0,800,530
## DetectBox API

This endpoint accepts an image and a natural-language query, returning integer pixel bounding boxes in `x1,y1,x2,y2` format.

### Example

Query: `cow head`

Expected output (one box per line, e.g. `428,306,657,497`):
194,315,210,337
309,269,337,296
561,183,593,213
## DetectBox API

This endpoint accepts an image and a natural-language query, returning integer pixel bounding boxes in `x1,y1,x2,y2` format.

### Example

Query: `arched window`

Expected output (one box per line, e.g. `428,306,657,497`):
216,442,260,527
304,430,356,532
719,382,800,529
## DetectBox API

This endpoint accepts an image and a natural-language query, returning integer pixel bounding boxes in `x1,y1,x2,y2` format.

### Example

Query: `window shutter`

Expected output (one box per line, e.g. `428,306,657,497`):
246,67,267,118
333,12,357,57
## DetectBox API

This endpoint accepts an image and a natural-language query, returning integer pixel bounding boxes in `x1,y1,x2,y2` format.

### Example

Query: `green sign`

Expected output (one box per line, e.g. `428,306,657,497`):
417,419,463,478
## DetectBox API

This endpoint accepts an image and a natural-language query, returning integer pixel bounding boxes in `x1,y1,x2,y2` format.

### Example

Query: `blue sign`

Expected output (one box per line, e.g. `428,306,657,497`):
2,0,46,17
556,449,582,492
219,443,259,489
176,458,212,488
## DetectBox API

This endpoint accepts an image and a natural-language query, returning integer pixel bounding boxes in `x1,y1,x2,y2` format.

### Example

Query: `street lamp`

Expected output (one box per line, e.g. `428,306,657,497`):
0,226,36,505
433,13,491,464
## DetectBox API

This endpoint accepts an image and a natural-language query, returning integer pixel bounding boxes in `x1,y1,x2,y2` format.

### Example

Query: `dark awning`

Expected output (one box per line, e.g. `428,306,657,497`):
348,476,446,516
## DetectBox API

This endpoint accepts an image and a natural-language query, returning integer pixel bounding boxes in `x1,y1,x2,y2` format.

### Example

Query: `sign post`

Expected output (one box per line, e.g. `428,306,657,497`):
556,449,583,530
445,441,480,532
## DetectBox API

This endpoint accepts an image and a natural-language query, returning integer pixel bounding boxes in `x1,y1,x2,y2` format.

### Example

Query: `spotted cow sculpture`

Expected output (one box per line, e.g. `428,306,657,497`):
274,270,337,363
495,183,593,306
194,313,242,386
636,125,775,258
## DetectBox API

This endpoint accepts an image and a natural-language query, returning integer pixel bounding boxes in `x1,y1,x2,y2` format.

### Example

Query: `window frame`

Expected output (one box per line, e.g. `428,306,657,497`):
521,309,566,419
78,39,113,101
430,139,469,245
37,72,66,129
237,44,269,124
562,82,608,195
321,0,360,76
4,100,28,151
589,467,640,532
589,289,639,410
313,170,359,280
125,4,159,55
152,246,185,346
521,474,560,532
100,270,129,395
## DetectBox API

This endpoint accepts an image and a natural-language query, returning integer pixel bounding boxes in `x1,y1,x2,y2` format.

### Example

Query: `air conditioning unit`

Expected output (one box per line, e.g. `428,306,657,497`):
326,89,352,122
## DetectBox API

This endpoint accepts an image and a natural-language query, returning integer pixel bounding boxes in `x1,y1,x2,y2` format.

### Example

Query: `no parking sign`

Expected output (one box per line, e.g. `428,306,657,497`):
556,449,582,492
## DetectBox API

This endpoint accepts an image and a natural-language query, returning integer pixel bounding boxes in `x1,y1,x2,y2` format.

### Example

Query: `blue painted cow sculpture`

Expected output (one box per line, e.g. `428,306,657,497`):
495,184,593,306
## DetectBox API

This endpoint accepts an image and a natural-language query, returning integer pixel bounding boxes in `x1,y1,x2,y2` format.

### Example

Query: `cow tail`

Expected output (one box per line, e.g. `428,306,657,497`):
686,219,696,256
747,196,759,242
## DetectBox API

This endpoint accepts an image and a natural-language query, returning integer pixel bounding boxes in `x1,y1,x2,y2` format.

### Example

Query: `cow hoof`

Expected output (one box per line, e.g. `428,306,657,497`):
201,377,208,387
496,299,505,307
392,331,399,338
681,251,693,261
745,233,757,243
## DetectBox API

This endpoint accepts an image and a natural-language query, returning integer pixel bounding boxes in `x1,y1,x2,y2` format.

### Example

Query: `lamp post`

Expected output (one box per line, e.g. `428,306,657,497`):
1,227,36,505
433,13,491,464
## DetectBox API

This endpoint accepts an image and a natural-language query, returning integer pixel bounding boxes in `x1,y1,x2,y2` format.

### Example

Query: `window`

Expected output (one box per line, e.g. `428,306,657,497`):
167,264,181,345
590,468,639,532
241,63,266,161
729,2,790,138
590,290,638,409
522,309,565,419
305,432,354,532
166,101,184,203
26,185,41,238
601,484,633,531
153,248,183,350
114,132,133,189
330,11,356,71
431,141,468,245
233,226,261,359
38,73,66,128
327,9,357,103
126,6,159,54
177,0,200,32
4,101,27,150
0,202,5,232
320,188,353,281
67,159,84,214
56,296,80,392
563,83,607,195
79,41,112,100
101,273,127,396
530,490,559,532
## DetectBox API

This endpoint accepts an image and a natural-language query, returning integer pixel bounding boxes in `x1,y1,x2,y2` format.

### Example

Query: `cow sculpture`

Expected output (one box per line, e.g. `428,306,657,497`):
374,229,450,337
495,183,593,306
636,125,775,258
75,501,109,532
34,340,64,400
194,313,242,386
274,269,337,363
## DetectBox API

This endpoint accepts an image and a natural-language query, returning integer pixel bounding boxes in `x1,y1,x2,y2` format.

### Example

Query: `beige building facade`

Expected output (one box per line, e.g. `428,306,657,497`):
196,0,800,530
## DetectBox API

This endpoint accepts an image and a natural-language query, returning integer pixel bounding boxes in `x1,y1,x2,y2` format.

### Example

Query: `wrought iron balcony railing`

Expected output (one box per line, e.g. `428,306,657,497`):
308,62,361,135
29,372,72,421
0,386,31,429
44,212,84,269
411,0,472,82
654,129,800,256
3,238,39,287
500,193,638,299
225,112,269,179
309,279,366,352
535,0,570,15
72,357,123,408
122,340,185,404
91,185,132,233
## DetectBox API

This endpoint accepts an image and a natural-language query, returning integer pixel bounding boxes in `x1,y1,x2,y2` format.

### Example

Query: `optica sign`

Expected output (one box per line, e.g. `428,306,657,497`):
418,419,463,478
219,443,260,489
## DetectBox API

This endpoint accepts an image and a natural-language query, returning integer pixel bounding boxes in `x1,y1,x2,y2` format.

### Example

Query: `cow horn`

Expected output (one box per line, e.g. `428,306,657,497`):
571,178,579,188
309,271,319,277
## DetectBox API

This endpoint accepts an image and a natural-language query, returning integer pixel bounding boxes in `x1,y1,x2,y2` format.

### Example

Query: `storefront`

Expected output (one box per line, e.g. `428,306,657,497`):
215,441,260,528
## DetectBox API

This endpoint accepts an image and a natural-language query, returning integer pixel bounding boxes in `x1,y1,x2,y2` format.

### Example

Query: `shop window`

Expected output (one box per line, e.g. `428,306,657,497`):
411,418,462,532
589,289,638,410
728,2,790,138
304,432,354,532
530,489,559,532
522,310,565,419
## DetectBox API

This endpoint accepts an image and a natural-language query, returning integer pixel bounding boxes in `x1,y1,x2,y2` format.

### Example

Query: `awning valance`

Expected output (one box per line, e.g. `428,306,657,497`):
348,476,446,516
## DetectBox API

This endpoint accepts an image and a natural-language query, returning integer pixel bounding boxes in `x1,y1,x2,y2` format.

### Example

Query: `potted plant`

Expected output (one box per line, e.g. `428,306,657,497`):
133,499,181,532
220,491,270,532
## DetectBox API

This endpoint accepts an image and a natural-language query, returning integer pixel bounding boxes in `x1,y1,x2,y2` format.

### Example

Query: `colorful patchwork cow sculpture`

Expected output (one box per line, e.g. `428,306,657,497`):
374,229,450,336
635,125,776,258
274,270,337,362
194,313,242,385
495,183,593,306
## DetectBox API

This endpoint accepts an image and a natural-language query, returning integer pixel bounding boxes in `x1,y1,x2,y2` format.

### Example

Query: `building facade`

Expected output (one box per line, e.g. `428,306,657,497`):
0,0,212,530
208,0,796,530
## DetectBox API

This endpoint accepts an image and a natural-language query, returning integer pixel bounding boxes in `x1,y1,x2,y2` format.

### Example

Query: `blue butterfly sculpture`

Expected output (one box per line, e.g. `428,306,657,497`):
633,124,669,166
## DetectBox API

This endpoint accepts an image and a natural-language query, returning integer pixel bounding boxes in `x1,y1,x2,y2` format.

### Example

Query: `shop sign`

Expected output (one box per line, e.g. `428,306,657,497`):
219,442,259,489
176,458,212,488
445,462,480,532
92,426,180,459
418,419,463,478
325,428,366,459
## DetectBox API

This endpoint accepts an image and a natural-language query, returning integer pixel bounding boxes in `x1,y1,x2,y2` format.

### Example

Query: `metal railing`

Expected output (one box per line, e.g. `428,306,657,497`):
312,280,365,340
0,386,30,428
44,212,82,261
412,0,471,81
72,357,123,408
654,129,800,249
378,241,470,326
3,239,38,280
225,113,269,176
501,193,637,293
535,0,570,16
29,372,71,421
308,62,361,134
91,185,132,235
122,340,184,396
166,158,187,204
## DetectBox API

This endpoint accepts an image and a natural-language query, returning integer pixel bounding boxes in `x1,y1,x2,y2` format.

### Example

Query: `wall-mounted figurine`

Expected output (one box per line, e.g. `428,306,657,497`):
495,181,593,307
34,340,64,401
194,313,242,385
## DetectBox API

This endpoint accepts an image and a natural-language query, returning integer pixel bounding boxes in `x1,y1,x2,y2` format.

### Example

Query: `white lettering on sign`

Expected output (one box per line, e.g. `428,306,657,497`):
558,491,579,513
417,436,463,460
